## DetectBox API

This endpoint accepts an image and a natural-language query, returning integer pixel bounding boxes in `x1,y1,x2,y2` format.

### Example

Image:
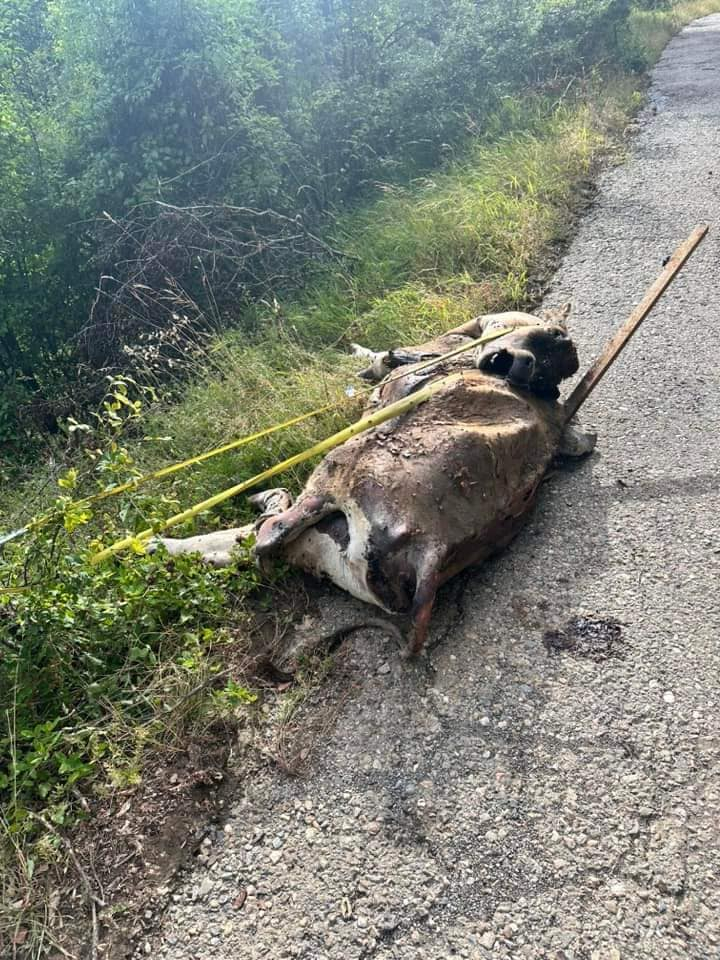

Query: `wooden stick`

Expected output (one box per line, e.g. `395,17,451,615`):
564,224,709,422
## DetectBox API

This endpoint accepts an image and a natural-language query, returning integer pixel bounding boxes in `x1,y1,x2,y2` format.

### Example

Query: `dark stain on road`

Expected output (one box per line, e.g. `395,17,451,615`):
543,615,624,661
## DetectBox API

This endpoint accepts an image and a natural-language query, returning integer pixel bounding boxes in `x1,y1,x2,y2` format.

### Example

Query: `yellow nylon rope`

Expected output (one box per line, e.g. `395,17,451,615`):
90,372,467,563
3,324,511,551
87,325,510,501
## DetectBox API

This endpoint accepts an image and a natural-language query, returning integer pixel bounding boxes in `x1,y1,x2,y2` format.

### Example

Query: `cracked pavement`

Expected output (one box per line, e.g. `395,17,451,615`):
147,16,720,960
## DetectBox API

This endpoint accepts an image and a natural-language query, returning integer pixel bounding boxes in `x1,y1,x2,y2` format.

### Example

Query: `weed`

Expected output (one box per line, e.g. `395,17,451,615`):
629,0,720,63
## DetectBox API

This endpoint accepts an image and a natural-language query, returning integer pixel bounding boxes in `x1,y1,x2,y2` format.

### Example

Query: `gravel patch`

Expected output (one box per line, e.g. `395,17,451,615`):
144,17,720,960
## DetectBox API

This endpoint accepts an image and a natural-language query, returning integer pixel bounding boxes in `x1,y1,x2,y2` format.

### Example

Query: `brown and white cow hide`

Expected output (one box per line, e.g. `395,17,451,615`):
155,308,595,654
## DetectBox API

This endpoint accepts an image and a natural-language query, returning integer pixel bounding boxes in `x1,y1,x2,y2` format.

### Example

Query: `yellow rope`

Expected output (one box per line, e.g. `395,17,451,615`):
2,324,511,551
0,400,345,549
88,325,510,500
90,372,466,563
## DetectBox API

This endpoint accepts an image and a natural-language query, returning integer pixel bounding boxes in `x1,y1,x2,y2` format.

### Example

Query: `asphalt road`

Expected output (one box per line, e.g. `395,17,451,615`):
150,16,720,960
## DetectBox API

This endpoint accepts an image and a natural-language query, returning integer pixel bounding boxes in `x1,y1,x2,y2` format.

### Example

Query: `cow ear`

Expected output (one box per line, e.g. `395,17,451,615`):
538,300,572,330
557,300,573,325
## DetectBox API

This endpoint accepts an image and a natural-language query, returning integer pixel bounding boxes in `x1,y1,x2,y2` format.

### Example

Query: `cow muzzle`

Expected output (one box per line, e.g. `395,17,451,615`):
478,346,536,386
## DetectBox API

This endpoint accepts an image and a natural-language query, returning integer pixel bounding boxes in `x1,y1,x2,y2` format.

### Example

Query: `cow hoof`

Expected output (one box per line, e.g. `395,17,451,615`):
248,488,293,514
559,419,597,458
400,642,430,660
402,626,430,659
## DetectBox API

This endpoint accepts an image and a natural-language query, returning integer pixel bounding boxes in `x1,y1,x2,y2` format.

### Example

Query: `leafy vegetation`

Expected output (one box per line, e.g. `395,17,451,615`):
0,0,675,441
1,382,255,818
1,0,718,952
629,0,720,55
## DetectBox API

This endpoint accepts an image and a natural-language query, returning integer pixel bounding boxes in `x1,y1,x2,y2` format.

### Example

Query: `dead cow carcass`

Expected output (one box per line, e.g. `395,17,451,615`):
157,308,595,653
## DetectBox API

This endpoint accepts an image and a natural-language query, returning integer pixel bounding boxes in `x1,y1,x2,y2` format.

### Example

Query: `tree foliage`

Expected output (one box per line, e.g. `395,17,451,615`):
0,0,647,439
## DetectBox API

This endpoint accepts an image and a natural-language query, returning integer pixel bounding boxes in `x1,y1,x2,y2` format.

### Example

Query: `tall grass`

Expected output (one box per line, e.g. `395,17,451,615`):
2,99,622,528
124,99,627,515
629,0,720,61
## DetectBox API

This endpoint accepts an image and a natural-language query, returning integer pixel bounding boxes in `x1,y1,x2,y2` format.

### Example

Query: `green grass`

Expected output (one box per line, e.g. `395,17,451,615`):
102,95,631,516
629,0,720,62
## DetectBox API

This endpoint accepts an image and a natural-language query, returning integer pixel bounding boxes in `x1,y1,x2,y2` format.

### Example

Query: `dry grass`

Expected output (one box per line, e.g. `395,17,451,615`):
124,100,625,521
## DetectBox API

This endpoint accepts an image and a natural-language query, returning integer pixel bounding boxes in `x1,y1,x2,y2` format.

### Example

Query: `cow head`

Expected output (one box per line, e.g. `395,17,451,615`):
475,303,578,398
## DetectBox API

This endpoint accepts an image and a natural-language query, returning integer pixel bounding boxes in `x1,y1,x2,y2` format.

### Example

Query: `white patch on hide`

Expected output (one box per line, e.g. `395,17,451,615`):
284,499,389,611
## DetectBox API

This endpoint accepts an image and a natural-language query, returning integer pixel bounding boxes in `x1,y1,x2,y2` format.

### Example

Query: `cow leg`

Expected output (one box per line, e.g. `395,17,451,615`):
350,343,439,382
404,554,444,657
150,526,254,567
405,575,440,657
558,417,597,458
254,495,337,558
151,488,294,567
350,343,391,382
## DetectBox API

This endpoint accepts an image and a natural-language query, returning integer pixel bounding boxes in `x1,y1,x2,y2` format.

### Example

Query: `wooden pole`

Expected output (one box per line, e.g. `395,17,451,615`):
564,224,709,422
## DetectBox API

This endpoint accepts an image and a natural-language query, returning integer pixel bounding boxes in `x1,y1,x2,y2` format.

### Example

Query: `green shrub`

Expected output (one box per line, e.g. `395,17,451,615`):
0,0,665,437
0,380,265,830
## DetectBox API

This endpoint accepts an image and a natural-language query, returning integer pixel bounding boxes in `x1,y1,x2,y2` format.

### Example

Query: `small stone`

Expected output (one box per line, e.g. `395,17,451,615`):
479,716,491,727
269,850,283,865
663,691,675,704
480,930,496,949
197,877,214,898
378,662,391,675
272,837,283,849
380,914,400,933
